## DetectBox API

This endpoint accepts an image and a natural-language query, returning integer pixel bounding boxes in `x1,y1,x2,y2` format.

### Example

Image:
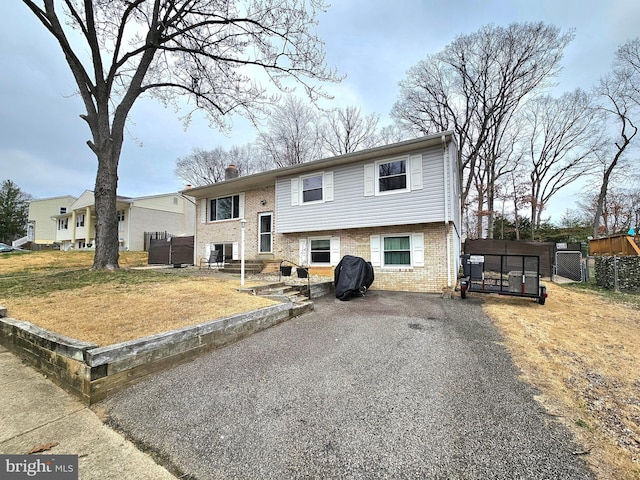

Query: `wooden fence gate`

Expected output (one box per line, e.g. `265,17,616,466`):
148,236,194,266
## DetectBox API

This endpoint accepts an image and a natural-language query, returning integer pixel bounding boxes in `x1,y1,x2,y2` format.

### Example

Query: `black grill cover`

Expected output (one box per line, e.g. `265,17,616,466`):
334,255,375,301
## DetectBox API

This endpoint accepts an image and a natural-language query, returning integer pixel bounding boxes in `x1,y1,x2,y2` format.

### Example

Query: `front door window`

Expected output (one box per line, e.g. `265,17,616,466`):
259,213,272,253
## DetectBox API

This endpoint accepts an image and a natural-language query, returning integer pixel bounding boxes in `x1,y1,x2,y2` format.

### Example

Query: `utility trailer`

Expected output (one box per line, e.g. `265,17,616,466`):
459,254,548,305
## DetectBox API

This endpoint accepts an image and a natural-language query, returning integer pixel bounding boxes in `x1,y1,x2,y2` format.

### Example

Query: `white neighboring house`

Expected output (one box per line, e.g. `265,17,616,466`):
29,191,195,251
185,133,462,293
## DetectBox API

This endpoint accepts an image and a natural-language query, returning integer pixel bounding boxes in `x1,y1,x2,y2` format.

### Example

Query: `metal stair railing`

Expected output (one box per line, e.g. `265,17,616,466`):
278,260,311,299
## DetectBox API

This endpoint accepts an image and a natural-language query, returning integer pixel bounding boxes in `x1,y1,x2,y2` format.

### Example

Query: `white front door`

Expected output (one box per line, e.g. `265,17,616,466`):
258,213,273,253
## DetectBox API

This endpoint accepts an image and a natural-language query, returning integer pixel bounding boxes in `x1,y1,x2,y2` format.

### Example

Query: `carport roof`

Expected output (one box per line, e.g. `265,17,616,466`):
182,131,455,199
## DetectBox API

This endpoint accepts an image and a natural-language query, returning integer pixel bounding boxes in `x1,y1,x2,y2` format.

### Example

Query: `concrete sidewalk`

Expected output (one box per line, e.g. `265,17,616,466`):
0,346,176,480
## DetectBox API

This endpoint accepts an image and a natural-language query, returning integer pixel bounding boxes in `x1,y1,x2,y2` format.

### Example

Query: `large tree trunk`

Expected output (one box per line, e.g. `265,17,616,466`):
92,143,121,270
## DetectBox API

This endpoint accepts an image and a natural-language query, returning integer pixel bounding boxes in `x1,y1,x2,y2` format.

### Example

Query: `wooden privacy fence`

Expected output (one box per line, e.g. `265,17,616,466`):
148,236,194,265
589,234,640,256
464,239,556,278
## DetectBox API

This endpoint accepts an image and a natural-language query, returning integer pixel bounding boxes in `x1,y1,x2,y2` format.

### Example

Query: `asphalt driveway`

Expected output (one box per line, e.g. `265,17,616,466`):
100,291,594,480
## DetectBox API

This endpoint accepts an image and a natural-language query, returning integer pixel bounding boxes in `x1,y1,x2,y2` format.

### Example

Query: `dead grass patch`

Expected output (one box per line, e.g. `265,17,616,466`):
0,251,277,346
0,250,149,274
483,283,640,480
3,277,276,346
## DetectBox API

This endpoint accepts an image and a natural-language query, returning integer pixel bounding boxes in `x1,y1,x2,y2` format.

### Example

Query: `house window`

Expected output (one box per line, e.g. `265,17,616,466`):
76,214,85,228
117,210,125,222
59,207,67,214
310,238,331,264
302,174,323,203
383,236,411,266
378,159,407,193
210,195,240,221
58,218,68,230
258,213,272,253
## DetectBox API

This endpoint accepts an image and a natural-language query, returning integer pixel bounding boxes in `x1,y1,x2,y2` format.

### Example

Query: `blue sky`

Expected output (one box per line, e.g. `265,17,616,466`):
2,0,639,221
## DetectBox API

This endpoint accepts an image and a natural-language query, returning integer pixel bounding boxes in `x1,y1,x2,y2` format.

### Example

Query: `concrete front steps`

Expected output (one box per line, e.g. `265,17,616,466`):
222,259,265,275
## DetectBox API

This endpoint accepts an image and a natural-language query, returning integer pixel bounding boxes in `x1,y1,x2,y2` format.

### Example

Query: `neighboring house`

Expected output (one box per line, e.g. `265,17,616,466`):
27,195,77,246
29,190,195,251
185,133,462,293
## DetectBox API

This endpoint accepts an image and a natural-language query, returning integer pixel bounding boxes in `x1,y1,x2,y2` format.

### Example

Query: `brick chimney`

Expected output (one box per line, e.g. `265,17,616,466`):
225,164,239,180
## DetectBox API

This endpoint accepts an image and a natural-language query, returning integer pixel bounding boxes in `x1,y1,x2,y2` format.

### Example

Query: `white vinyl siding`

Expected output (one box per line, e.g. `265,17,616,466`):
277,148,444,234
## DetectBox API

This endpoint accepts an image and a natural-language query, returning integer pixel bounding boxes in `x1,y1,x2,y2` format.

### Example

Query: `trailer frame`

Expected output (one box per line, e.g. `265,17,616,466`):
459,253,547,305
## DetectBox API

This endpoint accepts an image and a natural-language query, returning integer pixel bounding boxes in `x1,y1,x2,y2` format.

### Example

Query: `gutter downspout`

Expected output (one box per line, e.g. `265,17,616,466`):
442,135,452,288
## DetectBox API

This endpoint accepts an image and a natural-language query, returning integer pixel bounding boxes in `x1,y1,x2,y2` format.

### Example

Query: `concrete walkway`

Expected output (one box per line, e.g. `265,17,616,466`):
0,346,176,480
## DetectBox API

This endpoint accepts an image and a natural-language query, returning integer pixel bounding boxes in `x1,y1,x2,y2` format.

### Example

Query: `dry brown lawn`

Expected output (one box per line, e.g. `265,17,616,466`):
0,250,148,274
0,251,277,346
483,283,640,480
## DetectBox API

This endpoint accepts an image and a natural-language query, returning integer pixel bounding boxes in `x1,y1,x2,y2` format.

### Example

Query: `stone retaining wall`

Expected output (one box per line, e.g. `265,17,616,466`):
0,301,312,405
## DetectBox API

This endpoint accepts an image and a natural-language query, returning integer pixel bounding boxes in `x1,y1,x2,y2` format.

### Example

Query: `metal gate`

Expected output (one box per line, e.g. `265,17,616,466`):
556,251,582,281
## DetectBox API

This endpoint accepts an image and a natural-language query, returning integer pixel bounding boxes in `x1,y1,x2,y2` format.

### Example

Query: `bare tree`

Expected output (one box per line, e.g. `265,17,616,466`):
392,22,573,232
23,0,339,269
591,40,640,237
174,144,266,187
523,90,603,236
377,124,411,145
473,111,523,238
616,38,640,105
257,96,323,167
320,106,379,155
580,184,640,235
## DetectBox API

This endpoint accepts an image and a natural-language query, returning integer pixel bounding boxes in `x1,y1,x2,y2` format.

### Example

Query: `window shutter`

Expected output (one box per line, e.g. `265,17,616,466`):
200,199,207,223
291,178,299,206
324,171,334,202
238,192,245,218
410,154,423,190
232,242,239,260
330,236,340,265
299,238,308,265
370,234,381,266
412,233,424,267
364,164,375,196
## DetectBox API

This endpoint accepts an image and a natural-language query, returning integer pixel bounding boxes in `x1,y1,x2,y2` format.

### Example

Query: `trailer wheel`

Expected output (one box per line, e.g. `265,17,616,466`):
537,286,547,305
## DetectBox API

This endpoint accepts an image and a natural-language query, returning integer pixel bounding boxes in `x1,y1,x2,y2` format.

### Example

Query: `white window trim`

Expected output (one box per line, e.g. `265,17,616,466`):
300,173,324,204
258,212,273,254
369,232,424,268
375,156,410,196
301,236,340,266
364,154,422,197
291,172,334,206
382,234,412,267
308,236,332,265
207,193,245,223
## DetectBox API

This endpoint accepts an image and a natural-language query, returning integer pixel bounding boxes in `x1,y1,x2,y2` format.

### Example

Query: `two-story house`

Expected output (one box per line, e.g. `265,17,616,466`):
186,132,461,293
30,190,195,251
